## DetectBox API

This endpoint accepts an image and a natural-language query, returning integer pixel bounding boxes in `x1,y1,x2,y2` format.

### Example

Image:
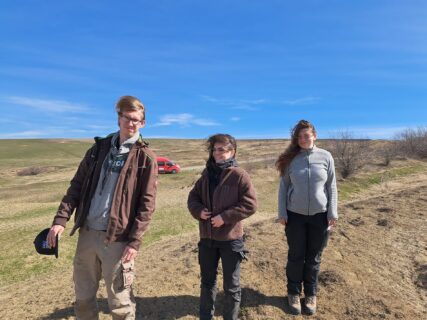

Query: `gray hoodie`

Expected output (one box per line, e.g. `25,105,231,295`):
86,131,140,230
278,145,338,221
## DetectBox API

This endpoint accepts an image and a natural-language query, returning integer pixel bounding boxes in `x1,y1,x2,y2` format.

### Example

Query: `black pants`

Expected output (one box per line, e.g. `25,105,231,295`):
285,211,329,296
198,239,244,320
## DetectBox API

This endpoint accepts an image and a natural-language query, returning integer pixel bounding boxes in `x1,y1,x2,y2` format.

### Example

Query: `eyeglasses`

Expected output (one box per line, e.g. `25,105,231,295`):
119,112,143,125
212,147,232,153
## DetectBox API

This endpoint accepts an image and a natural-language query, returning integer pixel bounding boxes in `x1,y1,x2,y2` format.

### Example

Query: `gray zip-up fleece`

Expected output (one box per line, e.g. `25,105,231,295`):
278,145,338,221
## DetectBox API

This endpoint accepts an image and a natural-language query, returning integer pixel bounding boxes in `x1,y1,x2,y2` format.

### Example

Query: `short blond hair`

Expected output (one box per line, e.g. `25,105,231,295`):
115,95,145,120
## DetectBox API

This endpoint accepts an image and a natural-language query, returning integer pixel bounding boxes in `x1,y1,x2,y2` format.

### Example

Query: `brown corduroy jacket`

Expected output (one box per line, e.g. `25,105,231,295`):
52,134,158,251
188,166,257,241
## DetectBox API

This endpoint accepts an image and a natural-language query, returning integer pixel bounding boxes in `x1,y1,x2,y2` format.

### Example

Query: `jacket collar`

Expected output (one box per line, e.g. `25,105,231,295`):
299,144,318,154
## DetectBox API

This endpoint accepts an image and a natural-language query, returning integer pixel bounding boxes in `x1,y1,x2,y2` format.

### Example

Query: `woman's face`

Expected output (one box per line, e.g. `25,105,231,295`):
297,128,316,149
212,142,235,163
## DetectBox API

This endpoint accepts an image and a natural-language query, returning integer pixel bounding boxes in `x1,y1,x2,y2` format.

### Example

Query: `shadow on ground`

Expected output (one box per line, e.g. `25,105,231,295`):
40,287,288,319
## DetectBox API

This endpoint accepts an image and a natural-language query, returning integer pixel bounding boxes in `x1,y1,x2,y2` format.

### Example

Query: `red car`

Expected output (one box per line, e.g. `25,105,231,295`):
156,156,181,174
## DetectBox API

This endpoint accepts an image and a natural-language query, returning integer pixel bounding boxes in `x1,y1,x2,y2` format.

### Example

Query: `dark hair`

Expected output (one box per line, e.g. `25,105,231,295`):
206,133,237,161
276,120,317,176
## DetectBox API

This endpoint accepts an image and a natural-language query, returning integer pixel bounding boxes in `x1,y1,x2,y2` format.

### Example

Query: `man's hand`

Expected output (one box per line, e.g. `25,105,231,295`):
47,225,64,248
211,215,224,228
200,209,212,220
122,246,137,263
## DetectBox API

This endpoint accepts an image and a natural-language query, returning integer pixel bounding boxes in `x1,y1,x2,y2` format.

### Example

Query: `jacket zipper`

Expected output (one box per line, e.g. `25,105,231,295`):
207,169,233,240
71,150,99,235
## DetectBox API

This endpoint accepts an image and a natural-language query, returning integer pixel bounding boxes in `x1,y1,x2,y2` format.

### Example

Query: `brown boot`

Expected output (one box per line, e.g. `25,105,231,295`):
304,295,317,315
287,294,301,315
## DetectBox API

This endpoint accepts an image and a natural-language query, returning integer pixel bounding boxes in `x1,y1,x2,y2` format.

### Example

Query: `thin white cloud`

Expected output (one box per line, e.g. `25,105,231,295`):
230,105,259,111
230,117,240,122
201,95,320,110
280,97,320,105
151,113,219,127
0,130,56,138
0,126,96,139
5,96,89,113
87,124,113,130
201,95,267,111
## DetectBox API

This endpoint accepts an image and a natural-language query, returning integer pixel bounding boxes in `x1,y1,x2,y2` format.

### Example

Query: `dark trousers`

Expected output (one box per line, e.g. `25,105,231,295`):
198,239,243,320
285,211,329,296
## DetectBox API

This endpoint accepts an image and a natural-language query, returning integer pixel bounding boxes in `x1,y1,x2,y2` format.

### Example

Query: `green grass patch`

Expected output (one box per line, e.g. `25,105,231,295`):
0,139,424,287
0,139,91,168
0,205,57,223
338,164,426,201
142,206,198,246
0,224,77,286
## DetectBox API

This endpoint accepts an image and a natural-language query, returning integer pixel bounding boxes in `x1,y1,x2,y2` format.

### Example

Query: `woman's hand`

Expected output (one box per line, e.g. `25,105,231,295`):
278,218,287,226
200,209,212,220
328,219,337,228
211,215,224,227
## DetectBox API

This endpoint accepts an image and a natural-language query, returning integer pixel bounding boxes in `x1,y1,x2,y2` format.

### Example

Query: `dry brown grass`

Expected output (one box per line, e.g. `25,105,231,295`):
0,138,426,319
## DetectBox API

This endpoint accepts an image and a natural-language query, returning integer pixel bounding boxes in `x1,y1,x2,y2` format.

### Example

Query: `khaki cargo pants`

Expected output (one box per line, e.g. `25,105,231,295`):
73,226,136,320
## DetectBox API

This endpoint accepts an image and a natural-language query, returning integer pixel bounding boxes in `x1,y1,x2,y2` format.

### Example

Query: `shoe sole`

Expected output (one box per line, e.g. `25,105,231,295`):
289,308,301,315
304,306,316,315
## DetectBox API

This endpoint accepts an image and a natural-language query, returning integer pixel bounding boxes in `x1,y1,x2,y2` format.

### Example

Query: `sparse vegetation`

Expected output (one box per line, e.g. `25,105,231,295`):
396,126,427,159
338,163,426,201
1,138,427,320
330,131,370,178
380,140,398,166
17,166,53,176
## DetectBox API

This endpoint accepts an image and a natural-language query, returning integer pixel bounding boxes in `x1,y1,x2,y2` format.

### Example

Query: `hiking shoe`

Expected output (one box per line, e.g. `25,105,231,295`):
304,295,317,315
287,294,301,315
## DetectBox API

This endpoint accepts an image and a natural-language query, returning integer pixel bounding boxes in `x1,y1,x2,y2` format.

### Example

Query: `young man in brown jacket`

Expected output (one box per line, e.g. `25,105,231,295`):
47,96,158,319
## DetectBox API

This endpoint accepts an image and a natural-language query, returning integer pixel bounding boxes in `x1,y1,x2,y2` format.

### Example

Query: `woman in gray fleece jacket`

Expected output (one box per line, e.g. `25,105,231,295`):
276,120,338,316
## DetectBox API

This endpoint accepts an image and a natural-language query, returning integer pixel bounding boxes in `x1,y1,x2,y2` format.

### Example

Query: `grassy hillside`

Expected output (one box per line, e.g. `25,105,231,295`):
0,138,425,288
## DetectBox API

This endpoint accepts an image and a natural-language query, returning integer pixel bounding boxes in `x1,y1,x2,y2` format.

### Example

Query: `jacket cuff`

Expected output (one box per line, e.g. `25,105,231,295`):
327,212,338,220
52,217,68,228
127,239,141,251
278,212,288,221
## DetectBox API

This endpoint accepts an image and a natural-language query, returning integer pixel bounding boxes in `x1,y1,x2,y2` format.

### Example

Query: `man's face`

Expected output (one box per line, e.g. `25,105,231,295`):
118,110,145,139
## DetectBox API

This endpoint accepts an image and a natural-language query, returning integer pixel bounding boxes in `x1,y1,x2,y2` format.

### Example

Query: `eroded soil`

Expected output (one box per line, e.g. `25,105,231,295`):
1,183,426,319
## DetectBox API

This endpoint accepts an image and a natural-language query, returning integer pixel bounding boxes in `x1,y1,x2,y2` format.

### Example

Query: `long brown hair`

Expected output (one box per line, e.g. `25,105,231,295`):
276,120,317,176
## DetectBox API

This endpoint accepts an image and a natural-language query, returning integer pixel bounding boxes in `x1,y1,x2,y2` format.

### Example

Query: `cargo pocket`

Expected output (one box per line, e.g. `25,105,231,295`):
119,260,135,291
230,238,248,262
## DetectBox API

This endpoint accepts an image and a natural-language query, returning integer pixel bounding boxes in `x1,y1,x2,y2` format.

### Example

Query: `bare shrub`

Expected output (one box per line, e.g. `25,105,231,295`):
17,166,51,176
396,127,427,159
331,131,370,179
381,141,399,166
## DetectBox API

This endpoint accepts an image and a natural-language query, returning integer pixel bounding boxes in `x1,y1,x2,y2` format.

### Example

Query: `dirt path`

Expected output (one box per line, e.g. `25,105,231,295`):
2,179,426,319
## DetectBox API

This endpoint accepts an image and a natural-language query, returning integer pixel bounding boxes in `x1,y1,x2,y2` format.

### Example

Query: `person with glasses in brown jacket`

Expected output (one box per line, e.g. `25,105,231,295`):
47,96,158,319
188,133,257,320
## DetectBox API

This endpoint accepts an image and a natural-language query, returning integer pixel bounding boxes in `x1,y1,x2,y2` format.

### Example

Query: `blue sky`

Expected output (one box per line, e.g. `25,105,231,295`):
0,0,426,139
